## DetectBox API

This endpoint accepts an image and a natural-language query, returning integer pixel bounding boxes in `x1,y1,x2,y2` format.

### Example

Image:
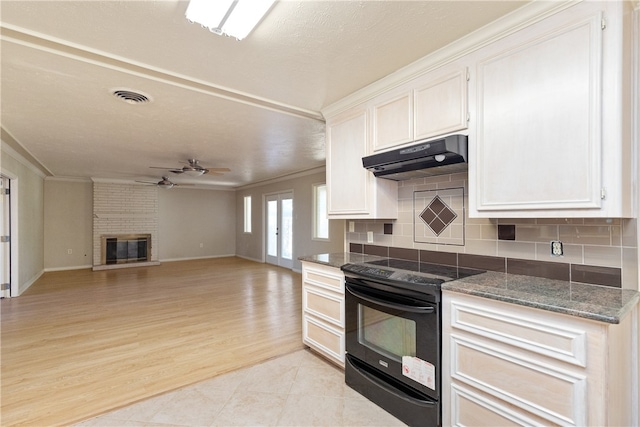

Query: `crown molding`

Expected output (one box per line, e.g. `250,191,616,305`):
45,176,92,183
1,127,52,178
235,165,325,190
0,24,323,123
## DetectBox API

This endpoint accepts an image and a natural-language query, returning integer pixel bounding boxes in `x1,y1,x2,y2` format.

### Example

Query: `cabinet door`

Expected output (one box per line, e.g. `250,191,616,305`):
326,109,370,215
371,90,413,152
414,67,468,141
473,12,603,213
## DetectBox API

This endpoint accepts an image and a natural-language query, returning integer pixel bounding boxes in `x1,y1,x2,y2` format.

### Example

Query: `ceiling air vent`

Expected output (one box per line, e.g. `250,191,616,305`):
111,89,152,105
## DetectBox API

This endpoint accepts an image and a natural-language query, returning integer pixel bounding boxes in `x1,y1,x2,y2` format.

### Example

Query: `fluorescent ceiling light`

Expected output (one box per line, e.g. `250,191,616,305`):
185,0,276,40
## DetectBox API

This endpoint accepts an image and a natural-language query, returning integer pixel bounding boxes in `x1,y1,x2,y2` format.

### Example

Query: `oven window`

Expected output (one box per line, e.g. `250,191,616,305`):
358,304,416,362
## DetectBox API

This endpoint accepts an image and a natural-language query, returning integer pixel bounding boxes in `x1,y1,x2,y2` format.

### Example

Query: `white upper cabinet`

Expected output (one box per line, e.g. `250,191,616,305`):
414,67,469,142
370,63,469,153
326,108,398,219
469,1,634,218
371,89,413,152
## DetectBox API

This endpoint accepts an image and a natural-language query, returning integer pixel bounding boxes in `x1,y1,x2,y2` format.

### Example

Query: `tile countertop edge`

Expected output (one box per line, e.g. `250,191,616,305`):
442,271,640,325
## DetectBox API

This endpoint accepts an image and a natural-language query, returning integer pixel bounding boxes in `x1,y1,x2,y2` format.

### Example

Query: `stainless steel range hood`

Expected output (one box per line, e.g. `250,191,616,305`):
362,134,468,181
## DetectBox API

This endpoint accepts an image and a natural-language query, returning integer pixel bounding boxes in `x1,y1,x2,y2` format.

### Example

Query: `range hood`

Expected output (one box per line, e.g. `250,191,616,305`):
362,134,468,181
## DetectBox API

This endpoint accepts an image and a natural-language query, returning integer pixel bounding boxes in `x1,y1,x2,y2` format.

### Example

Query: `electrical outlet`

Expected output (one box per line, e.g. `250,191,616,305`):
367,231,374,243
349,221,355,233
551,241,563,256
67,249,72,255
199,243,204,248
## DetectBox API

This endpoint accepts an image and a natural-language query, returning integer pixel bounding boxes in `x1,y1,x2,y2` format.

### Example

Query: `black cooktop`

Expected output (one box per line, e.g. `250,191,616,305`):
341,258,485,287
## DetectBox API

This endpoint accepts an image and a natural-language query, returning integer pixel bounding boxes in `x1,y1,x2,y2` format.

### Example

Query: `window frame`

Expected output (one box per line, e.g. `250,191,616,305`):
243,195,252,233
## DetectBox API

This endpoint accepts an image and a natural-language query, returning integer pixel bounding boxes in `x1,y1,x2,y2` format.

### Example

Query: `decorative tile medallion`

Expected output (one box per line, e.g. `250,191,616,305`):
414,187,464,246
419,195,457,236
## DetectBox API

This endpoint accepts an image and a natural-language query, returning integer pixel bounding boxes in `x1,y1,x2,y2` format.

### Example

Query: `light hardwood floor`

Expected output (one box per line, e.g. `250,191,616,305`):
1,257,305,426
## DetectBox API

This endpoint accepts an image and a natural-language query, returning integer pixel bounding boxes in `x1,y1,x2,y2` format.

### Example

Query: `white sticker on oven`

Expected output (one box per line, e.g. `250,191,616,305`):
402,356,435,390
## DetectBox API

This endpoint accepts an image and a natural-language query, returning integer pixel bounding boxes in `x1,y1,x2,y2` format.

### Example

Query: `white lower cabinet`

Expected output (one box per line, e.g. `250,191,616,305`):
301,262,345,367
442,291,638,426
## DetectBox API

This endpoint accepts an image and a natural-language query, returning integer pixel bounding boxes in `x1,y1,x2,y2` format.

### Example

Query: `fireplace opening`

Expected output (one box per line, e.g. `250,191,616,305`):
101,234,151,265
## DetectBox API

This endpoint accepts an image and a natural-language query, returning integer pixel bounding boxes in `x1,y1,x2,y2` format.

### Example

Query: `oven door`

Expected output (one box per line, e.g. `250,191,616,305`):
345,277,440,401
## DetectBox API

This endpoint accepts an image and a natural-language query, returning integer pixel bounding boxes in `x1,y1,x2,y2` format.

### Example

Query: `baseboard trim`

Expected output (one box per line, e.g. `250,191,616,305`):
160,254,237,263
18,269,44,296
235,254,263,264
44,265,93,272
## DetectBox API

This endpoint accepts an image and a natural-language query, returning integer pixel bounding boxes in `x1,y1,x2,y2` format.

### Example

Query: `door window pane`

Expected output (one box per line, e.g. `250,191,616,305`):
267,199,277,257
243,196,252,233
281,197,293,260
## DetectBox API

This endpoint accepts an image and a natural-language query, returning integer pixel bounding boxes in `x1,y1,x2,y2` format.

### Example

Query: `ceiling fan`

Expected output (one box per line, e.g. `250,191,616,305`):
136,176,194,189
150,159,231,176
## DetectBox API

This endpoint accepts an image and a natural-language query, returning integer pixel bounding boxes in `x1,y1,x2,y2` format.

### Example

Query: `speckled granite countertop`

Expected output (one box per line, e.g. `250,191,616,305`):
441,271,639,324
299,253,639,324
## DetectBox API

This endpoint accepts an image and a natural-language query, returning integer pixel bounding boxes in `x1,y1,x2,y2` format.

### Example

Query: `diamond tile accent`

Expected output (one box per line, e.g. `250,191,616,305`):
419,195,458,236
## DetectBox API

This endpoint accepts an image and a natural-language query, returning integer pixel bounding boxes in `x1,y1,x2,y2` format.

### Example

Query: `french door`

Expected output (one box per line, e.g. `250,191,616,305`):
0,175,11,298
265,192,293,269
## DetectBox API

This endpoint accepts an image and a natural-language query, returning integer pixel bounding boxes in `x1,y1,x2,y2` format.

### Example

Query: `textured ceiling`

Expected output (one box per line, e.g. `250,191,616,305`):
0,1,527,188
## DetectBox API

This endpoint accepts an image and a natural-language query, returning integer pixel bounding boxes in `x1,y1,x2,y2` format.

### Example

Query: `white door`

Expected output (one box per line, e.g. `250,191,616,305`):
265,192,293,269
0,175,11,298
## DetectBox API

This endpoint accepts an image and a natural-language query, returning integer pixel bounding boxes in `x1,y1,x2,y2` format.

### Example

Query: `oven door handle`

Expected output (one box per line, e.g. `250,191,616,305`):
346,284,435,314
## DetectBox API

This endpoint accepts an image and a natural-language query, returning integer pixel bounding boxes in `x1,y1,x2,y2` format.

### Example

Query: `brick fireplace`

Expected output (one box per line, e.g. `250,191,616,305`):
92,180,160,270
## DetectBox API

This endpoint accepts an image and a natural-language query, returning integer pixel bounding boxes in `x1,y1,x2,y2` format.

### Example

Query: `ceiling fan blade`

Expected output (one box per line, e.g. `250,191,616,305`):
135,180,157,185
150,166,185,174
207,167,231,172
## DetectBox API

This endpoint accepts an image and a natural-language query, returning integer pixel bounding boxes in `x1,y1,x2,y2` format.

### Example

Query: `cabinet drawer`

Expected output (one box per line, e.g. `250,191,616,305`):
302,264,344,293
448,298,587,367
303,315,344,366
451,383,546,426
303,286,344,327
450,335,586,426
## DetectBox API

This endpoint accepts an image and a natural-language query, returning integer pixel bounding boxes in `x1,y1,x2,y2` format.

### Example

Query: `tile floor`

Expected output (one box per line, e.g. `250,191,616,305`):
75,349,407,426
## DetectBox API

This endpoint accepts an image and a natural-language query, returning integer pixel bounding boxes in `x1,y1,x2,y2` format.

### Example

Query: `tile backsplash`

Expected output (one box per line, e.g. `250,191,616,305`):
346,172,638,289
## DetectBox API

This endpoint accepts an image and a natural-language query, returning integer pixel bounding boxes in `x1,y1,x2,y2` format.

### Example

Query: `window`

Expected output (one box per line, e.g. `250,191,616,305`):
313,184,329,239
243,195,252,233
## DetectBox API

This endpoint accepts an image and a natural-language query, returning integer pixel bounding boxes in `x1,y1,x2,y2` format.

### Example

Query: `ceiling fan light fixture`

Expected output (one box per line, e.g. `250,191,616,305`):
183,168,206,177
185,0,275,40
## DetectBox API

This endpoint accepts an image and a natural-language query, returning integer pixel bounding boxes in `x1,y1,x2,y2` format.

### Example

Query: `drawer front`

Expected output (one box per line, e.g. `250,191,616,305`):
448,298,587,367
450,335,586,426
303,315,344,366
302,263,344,293
451,383,547,427
303,285,344,327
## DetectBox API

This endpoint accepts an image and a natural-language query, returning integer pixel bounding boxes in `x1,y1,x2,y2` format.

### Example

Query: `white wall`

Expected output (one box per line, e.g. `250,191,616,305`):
1,143,45,294
158,187,236,261
44,178,93,270
235,169,345,271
